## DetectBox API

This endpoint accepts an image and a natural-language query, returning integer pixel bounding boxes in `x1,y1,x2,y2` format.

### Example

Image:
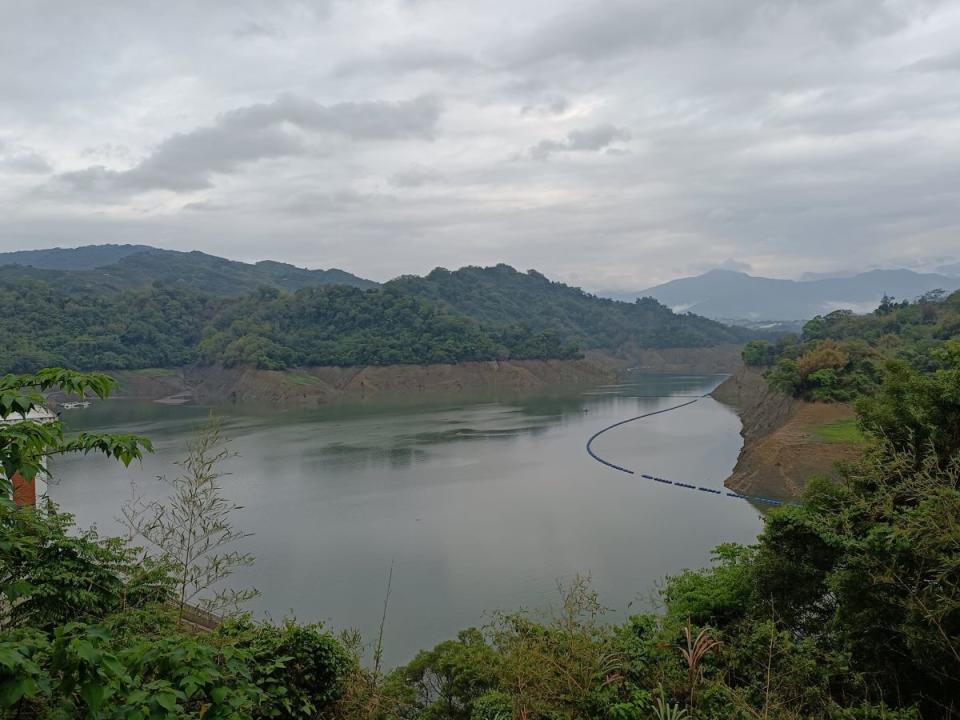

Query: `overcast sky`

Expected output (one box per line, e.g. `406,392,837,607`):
1,0,959,289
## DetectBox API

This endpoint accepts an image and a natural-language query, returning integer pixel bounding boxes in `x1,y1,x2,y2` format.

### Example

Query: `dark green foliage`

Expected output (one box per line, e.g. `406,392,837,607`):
0,281,212,372
388,264,749,350
762,290,960,401
856,343,960,465
197,285,579,369
0,503,353,720
660,544,756,628
0,504,171,629
218,618,353,719
742,340,777,366
386,628,500,720
0,279,581,374
1,619,264,719
0,262,750,374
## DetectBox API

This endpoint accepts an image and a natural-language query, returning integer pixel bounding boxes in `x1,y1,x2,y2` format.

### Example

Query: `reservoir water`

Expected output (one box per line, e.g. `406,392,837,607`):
49,372,762,666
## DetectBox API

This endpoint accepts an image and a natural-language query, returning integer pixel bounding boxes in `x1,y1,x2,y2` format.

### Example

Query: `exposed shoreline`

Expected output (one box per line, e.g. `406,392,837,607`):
712,366,863,498
96,345,745,407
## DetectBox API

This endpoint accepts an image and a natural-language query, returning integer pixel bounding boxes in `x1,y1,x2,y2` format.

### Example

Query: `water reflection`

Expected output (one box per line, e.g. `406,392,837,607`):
50,372,762,666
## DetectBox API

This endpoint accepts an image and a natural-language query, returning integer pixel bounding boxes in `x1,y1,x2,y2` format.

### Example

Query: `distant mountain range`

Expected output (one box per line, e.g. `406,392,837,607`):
606,268,960,322
0,244,378,295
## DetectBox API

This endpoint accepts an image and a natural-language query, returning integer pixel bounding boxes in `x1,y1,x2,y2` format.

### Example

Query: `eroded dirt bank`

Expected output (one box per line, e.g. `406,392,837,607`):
619,344,744,374
106,346,742,407
712,366,863,498
110,358,618,407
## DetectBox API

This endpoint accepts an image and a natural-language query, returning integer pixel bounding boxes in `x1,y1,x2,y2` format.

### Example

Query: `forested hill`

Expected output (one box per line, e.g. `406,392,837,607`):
388,264,749,349
742,289,960,401
0,278,587,372
0,245,378,296
0,243,152,270
0,256,750,374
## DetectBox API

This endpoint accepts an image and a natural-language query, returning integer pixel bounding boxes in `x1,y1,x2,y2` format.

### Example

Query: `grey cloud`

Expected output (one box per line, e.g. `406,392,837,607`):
530,124,630,160
0,149,51,174
283,189,386,216
389,165,445,187
55,94,442,196
233,20,284,40
59,125,300,193
222,94,442,140
521,97,570,115
2,0,960,288
335,44,478,77
182,201,229,213
906,49,960,73
505,0,936,66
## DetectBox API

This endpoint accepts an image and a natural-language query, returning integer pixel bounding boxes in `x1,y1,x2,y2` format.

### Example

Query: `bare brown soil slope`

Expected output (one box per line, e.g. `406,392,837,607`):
105,346,742,407
620,343,743,374
109,358,618,407
712,366,865,499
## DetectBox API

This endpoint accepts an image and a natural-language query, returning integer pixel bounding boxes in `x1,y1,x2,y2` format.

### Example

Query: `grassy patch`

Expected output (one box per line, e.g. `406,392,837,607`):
284,372,324,387
132,368,179,378
812,418,869,444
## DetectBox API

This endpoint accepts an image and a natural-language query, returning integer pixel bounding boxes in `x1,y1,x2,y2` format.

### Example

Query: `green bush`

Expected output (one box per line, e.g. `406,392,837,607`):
218,618,353,719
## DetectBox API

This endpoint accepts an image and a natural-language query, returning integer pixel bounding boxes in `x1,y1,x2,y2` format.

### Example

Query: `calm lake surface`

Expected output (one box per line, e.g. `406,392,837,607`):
50,372,762,665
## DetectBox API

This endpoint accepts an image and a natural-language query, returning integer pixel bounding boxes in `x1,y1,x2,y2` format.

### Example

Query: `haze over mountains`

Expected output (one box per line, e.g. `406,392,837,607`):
611,268,960,322
0,244,378,296
7,244,960,327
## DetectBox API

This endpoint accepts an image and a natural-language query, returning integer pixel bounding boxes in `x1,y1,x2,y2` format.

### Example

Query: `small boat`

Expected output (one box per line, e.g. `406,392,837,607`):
61,401,91,410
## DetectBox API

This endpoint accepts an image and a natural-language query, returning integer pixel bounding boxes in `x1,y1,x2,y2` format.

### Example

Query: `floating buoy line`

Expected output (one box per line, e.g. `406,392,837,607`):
585,394,796,508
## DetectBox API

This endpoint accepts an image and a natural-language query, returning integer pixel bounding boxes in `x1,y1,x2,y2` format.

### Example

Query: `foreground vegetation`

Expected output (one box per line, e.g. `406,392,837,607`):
2,356,958,718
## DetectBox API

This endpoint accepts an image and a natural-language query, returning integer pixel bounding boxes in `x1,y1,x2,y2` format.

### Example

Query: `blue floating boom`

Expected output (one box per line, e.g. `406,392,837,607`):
585,394,800,508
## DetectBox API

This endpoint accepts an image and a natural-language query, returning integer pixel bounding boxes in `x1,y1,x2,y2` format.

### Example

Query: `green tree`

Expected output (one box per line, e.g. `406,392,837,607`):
0,369,152,507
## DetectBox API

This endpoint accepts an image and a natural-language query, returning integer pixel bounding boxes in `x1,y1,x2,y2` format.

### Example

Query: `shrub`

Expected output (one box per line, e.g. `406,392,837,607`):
218,618,353,719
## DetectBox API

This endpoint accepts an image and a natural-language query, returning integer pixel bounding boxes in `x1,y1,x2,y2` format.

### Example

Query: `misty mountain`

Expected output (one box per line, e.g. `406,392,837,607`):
0,245,378,295
0,244,153,270
611,268,960,322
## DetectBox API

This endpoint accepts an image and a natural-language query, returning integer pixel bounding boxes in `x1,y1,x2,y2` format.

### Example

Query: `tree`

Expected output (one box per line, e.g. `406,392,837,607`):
0,368,153,508
856,345,960,465
121,417,258,620
742,340,774,367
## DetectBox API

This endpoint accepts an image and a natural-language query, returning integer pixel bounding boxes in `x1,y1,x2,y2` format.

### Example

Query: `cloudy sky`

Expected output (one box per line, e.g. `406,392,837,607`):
1,0,959,289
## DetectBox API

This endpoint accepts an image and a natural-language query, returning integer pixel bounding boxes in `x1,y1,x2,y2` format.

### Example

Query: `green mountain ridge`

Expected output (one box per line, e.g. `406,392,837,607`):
388,264,749,349
0,252,747,374
0,245,378,295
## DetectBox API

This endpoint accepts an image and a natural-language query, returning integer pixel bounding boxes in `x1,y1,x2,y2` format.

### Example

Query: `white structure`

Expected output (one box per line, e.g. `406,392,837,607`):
0,407,56,506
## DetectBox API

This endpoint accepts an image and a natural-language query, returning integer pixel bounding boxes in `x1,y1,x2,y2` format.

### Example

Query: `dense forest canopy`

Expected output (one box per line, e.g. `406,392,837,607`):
0,260,748,374
0,281,581,372
741,289,960,402
388,264,750,349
